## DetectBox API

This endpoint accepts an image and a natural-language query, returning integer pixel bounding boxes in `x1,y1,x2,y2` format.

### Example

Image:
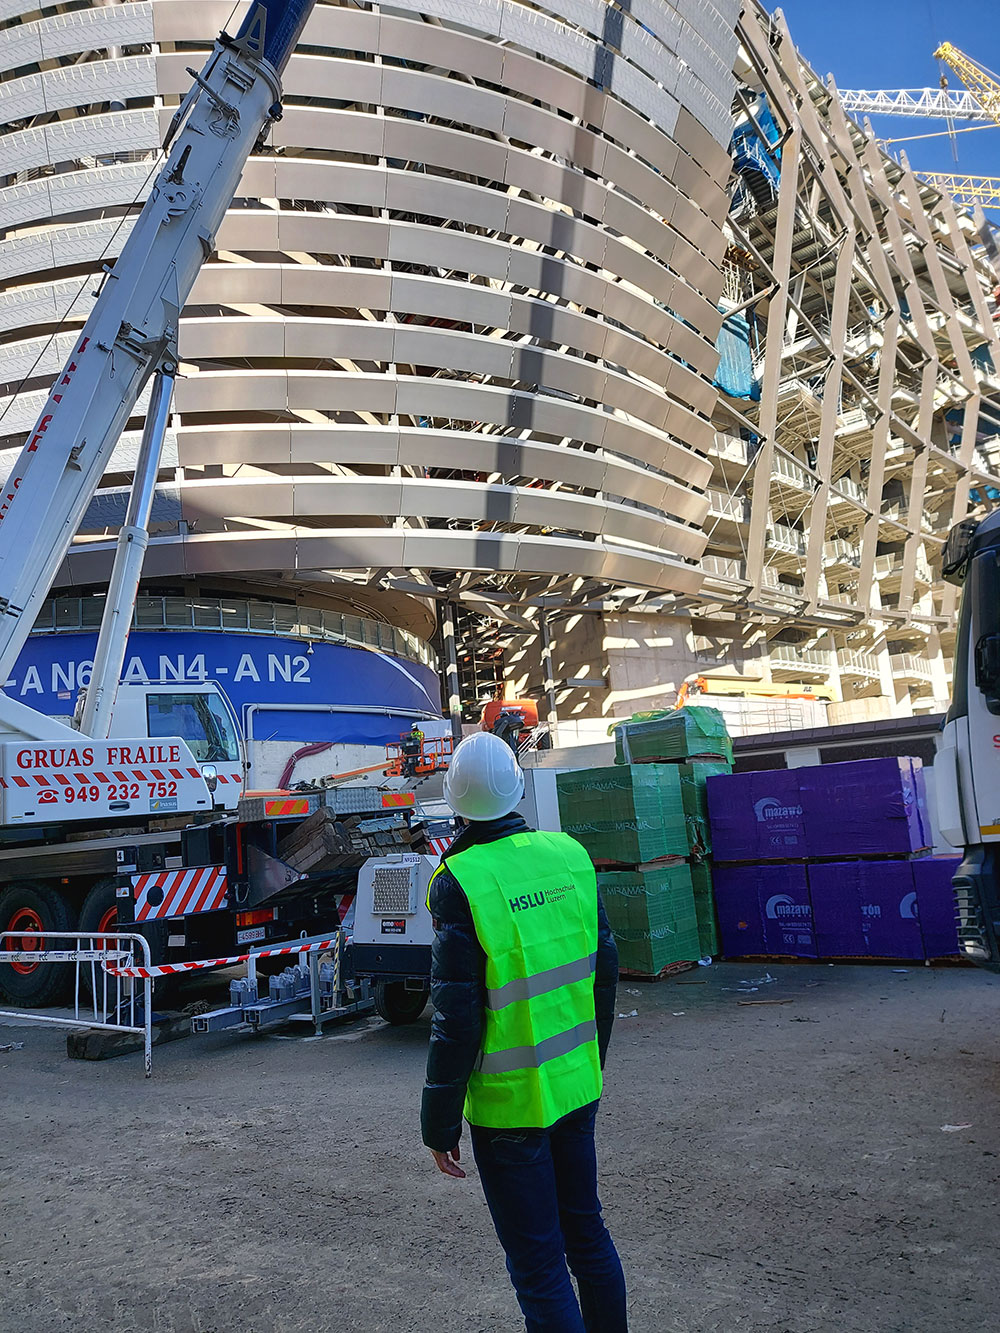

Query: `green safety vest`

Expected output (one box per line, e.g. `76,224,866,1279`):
441,830,602,1130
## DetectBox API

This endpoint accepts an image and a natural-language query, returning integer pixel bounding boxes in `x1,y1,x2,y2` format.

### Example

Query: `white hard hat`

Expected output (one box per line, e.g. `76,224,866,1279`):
443,732,525,822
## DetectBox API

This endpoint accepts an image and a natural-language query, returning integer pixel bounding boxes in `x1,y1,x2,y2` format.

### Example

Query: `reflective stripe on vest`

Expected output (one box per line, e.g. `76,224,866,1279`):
479,1018,597,1075
445,829,602,1130
486,952,597,1011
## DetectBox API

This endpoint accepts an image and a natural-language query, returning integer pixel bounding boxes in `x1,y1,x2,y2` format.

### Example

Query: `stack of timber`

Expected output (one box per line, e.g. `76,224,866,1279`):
277,808,411,874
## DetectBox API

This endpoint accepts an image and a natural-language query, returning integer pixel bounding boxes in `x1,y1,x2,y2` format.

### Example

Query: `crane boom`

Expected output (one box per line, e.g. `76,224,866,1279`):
921,173,1000,208
837,88,989,120
840,44,1000,128
934,42,1000,126
0,0,316,721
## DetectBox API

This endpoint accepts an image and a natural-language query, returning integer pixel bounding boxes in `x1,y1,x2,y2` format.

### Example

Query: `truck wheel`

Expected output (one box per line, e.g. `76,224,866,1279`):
77,879,125,999
374,979,429,1025
0,882,74,1006
78,878,120,941
78,880,172,1002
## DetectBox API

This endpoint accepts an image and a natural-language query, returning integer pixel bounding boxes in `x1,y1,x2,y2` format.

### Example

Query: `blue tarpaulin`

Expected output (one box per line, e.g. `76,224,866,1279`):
729,93,781,215
714,308,760,400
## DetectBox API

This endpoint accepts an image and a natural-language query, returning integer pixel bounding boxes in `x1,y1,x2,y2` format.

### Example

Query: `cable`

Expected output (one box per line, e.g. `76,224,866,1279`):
880,123,999,146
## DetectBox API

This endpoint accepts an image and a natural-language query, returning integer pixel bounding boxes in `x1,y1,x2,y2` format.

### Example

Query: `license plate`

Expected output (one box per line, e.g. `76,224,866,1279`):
237,926,266,945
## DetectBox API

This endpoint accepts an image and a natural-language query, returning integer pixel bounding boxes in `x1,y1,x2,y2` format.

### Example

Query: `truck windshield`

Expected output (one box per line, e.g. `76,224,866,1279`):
146,692,241,763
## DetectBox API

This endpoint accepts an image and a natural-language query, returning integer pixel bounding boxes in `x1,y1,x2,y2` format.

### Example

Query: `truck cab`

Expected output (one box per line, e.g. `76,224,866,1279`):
101,681,246,810
937,512,1000,968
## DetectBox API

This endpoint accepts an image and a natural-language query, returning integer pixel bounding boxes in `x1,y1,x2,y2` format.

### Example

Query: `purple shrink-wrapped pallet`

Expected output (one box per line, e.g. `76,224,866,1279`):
706,769,807,862
713,863,815,958
909,761,934,852
798,758,928,859
808,861,923,959
912,856,962,958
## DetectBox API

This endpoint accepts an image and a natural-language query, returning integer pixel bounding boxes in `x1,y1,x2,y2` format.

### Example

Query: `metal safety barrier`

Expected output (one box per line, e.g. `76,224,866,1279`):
0,931,153,1077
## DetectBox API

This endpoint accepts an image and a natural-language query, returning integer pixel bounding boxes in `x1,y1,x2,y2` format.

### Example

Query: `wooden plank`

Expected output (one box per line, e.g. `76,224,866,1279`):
66,1012,192,1062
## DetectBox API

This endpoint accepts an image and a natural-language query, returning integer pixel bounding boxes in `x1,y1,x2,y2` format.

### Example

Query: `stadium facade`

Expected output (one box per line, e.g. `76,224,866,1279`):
1,0,998,759
0,0,741,766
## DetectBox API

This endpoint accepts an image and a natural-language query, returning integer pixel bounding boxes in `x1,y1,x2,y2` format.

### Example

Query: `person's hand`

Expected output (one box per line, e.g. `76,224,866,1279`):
430,1146,466,1179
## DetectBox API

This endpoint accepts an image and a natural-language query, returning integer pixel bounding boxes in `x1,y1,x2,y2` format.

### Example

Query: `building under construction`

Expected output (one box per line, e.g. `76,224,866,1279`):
1,0,998,758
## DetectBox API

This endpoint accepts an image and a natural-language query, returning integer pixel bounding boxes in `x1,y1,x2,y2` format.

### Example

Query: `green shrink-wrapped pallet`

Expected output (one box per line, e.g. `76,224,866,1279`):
557,764,688,864
678,760,731,855
597,863,701,975
611,706,734,767
688,859,719,958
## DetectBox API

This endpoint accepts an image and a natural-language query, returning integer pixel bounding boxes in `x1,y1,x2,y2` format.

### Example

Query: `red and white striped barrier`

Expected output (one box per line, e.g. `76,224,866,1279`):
427,836,455,858
104,936,341,980
133,865,229,921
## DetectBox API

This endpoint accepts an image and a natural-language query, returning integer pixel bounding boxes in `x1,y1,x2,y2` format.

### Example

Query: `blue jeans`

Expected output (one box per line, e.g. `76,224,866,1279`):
470,1101,628,1333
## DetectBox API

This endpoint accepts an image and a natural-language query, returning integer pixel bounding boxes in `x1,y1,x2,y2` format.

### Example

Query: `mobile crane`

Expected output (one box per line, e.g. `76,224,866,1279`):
937,513,1000,969
0,0,325,1005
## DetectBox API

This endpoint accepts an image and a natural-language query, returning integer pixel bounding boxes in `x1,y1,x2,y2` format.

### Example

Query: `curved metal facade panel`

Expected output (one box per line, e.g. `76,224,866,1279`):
0,0,739,603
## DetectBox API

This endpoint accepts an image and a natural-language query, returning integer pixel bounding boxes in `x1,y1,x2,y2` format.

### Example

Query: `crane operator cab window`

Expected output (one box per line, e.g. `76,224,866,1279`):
146,692,241,763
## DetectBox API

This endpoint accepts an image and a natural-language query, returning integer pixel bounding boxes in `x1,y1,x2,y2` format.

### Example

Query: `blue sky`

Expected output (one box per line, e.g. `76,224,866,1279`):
770,1,1000,180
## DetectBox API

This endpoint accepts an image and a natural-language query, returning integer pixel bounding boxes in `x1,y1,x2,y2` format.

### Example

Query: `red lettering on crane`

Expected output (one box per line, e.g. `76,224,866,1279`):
26,414,53,453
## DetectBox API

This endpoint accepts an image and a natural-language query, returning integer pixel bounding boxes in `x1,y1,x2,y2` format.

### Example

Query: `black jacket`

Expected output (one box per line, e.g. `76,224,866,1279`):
420,812,618,1152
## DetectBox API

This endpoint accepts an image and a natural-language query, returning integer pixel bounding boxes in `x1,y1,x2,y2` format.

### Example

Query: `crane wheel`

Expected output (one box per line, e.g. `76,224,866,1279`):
0,882,74,1006
374,979,430,1025
77,879,126,1000
78,879,171,1001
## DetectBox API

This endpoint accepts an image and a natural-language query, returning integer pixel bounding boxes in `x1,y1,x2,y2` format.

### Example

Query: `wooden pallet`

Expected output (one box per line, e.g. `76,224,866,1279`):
719,953,970,967
625,753,730,765
618,958,697,982
594,855,687,871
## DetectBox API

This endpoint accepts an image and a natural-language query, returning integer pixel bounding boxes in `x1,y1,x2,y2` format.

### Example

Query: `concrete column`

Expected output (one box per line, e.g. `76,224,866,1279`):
927,629,951,712
823,633,843,703
440,602,463,745
539,614,559,734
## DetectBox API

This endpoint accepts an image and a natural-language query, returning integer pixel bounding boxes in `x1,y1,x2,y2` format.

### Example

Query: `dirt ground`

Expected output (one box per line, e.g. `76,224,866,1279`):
2,960,1000,1333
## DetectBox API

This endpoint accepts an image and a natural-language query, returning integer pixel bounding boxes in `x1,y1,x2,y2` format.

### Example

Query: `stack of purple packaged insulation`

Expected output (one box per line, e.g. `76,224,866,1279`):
706,757,961,962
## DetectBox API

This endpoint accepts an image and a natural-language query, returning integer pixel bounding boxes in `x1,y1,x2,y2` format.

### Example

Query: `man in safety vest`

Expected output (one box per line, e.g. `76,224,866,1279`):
421,732,626,1332
401,723,425,777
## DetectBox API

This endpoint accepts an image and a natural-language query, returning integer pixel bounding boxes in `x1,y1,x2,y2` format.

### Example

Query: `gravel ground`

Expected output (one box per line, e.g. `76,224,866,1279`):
2,960,999,1333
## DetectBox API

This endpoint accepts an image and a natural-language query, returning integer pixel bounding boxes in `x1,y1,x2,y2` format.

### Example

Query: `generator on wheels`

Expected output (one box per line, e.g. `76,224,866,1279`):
351,854,437,1025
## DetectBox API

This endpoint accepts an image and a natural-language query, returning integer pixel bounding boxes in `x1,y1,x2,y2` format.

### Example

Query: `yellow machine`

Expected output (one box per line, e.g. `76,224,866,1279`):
674,675,836,707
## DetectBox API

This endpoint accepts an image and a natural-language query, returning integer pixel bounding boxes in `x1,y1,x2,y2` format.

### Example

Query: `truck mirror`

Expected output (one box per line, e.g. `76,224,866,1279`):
942,516,980,582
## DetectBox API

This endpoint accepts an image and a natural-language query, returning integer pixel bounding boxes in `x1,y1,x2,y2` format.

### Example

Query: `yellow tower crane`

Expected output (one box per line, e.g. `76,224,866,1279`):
926,44,1000,206
933,43,1000,125
839,42,1000,208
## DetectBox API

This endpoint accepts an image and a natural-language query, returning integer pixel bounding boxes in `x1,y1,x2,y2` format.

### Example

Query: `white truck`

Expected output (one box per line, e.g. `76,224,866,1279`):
0,0,323,1005
936,512,1000,968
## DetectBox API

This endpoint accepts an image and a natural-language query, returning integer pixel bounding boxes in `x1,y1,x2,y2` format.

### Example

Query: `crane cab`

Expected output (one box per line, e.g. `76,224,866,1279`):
83,681,246,810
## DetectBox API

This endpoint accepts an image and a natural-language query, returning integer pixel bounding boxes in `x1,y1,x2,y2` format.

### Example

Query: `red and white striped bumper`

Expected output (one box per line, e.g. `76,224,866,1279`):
132,866,228,921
